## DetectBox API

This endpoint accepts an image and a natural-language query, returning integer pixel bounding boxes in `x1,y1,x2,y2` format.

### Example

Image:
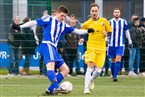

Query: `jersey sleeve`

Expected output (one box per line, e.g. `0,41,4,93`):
124,20,129,31
64,24,75,33
105,19,112,33
36,15,50,26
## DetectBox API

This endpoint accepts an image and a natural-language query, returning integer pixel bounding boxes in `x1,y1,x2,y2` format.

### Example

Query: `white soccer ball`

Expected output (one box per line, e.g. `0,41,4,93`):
60,81,73,93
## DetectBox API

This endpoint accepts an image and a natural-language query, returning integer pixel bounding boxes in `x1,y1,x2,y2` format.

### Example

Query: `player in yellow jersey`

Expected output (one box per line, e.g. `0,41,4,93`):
82,3,112,94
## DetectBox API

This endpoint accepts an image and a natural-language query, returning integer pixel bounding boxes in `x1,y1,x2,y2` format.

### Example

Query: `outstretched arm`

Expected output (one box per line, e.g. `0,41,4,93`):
20,20,37,29
12,20,37,31
72,28,94,35
125,30,132,44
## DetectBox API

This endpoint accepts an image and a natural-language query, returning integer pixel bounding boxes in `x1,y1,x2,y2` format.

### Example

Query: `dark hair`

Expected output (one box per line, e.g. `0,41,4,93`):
90,3,99,10
132,18,139,23
141,18,145,22
23,17,30,23
70,14,77,18
57,6,69,14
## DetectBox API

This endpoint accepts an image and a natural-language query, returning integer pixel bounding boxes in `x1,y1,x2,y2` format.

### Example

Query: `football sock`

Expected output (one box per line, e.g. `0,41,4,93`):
47,70,59,92
111,63,115,78
114,61,120,79
90,69,101,82
56,72,64,83
84,68,93,88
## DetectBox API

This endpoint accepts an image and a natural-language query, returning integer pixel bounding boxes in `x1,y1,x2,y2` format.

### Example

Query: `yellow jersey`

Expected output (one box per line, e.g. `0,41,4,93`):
82,17,112,51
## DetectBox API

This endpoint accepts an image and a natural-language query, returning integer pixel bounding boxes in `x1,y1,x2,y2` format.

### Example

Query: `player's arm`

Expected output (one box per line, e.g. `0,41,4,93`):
20,20,37,29
105,19,112,36
12,20,37,31
65,23,94,35
125,30,132,44
124,20,132,45
13,15,50,31
72,28,94,35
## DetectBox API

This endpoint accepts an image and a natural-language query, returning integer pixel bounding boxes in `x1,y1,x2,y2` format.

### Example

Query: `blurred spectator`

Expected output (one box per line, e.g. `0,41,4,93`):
119,14,139,75
128,14,139,28
8,16,22,76
65,17,82,76
36,10,49,75
138,18,145,76
21,17,37,75
128,18,140,76
70,14,84,75
51,9,57,16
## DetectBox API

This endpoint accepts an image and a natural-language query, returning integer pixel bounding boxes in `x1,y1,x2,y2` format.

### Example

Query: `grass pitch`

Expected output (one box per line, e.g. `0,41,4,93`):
0,75,145,97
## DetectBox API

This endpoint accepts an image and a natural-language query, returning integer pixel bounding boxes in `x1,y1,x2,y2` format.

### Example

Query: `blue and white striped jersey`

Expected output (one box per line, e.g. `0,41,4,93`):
109,18,129,47
36,15,74,47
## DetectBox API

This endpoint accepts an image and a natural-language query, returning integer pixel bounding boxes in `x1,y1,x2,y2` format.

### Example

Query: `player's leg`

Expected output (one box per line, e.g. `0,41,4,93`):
57,62,69,83
56,62,70,94
46,62,59,92
111,58,116,78
113,47,124,82
84,51,95,94
84,62,94,94
40,43,59,95
107,47,116,78
90,51,106,89
113,55,122,81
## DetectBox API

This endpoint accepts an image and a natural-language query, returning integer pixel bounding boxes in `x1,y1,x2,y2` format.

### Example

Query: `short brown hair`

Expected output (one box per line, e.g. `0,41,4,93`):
90,3,99,10
113,8,120,12
57,6,69,14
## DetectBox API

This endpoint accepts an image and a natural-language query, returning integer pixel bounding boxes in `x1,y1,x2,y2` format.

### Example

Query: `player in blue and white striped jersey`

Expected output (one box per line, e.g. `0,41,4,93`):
12,5,94,95
107,8,132,82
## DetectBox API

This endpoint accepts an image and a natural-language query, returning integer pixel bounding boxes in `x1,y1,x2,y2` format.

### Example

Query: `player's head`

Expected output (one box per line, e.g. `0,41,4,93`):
113,8,121,19
56,5,69,22
13,16,21,25
89,3,99,20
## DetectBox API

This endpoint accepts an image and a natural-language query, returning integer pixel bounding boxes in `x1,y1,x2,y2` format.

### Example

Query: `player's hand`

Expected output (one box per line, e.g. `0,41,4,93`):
88,28,94,33
12,24,21,31
128,43,133,49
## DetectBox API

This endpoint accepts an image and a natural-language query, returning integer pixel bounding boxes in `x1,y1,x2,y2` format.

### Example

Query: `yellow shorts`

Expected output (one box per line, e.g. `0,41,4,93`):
84,50,106,68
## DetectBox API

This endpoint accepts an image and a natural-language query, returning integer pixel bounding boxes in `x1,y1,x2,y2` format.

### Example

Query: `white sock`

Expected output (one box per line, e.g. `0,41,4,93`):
84,68,94,88
90,69,102,82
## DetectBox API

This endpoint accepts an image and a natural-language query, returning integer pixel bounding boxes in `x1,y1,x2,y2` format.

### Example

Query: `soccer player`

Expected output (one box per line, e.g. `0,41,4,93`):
108,8,132,82
82,3,112,94
12,5,94,95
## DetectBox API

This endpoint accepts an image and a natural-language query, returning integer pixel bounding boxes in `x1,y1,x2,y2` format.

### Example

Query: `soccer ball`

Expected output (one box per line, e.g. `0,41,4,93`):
60,81,73,93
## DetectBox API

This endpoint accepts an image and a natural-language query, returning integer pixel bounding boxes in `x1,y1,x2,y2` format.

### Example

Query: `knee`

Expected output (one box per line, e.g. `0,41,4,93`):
60,67,69,77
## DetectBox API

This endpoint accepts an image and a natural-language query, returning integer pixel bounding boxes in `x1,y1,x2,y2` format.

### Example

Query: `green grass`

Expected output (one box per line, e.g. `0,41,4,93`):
0,75,145,97
0,69,40,75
